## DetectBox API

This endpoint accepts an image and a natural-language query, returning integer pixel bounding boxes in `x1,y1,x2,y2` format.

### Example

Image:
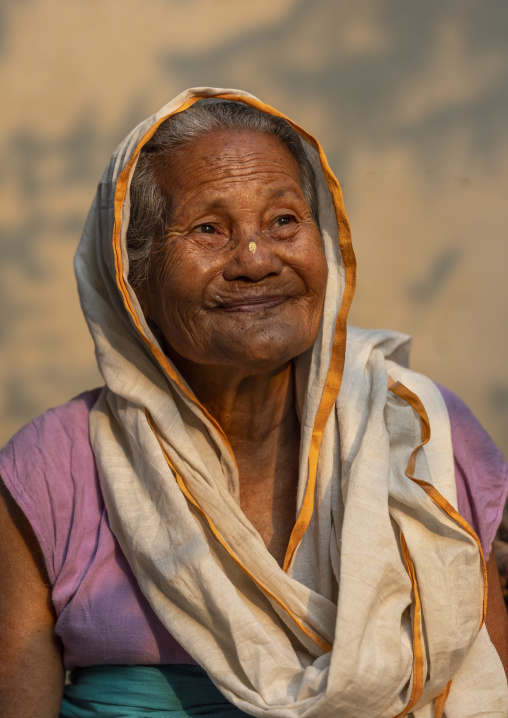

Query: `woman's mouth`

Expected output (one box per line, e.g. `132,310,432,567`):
215,295,288,312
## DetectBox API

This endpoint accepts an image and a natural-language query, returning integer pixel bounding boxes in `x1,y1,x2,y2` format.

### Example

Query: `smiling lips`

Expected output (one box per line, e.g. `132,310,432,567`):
215,295,289,312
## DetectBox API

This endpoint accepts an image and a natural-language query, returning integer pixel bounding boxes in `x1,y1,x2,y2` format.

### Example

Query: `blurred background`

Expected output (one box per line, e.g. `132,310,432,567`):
0,0,507,455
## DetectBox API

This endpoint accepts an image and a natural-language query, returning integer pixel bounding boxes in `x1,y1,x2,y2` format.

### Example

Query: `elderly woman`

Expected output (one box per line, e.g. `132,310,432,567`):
1,88,507,717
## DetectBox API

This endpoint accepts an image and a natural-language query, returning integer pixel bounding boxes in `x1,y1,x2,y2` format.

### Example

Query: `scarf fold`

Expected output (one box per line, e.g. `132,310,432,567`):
75,87,508,717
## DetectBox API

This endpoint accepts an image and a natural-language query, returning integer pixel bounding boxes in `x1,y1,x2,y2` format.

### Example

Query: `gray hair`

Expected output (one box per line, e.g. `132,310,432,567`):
126,100,320,289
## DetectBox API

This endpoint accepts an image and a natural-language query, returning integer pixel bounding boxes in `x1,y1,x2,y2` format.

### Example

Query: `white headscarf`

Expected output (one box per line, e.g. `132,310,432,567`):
75,87,507,717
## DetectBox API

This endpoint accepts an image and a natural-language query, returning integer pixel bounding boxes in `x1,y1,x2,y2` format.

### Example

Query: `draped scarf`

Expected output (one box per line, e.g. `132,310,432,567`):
75,87,507,717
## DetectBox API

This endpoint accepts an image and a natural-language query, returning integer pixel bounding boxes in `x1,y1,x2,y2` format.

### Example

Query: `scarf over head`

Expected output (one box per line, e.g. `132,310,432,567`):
75,87,508,717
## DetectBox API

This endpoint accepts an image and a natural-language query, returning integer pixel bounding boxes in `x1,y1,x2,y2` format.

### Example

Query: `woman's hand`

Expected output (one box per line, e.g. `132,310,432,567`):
0,482,64,717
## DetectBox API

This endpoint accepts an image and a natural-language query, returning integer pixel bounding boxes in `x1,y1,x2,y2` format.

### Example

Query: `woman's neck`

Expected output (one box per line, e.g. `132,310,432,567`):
174,358,298,446
172,358,301,564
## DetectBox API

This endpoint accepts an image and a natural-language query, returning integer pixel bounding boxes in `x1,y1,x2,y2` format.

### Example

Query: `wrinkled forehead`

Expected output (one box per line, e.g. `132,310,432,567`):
153,128,304,204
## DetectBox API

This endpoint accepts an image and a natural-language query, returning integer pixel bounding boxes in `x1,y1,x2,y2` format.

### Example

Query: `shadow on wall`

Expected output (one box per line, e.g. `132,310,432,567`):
160,0,508,174
406,247,462,304
0,97,148,343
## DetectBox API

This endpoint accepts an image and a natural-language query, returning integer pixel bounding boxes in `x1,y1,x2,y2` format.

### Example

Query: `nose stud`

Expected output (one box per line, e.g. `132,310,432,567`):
248,241,257,254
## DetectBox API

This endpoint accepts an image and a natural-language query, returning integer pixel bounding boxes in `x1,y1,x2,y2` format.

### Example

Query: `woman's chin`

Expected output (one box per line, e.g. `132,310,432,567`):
163,321,318,379
213,333,312,375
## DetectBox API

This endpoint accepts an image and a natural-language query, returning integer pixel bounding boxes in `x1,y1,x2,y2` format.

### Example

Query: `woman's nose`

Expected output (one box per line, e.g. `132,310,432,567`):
222,230,283,282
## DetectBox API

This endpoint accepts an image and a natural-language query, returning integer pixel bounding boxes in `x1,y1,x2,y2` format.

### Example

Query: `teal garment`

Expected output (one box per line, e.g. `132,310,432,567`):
60,665,252,717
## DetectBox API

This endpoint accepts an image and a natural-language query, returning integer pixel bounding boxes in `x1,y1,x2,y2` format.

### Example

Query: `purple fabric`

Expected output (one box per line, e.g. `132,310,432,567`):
0,390,195,670
0,385,506,669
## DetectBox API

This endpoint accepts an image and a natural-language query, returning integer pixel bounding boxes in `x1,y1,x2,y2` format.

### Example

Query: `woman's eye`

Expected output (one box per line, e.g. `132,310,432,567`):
275,215,295,227
190,223,217,234
196,224,216,234
265,214,298,241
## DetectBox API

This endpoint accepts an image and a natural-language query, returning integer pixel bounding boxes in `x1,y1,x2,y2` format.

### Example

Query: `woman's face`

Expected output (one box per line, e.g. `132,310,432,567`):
140,129,328,376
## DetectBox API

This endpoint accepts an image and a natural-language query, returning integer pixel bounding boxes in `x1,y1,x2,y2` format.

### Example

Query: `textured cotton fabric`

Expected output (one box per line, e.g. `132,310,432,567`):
70,87,507,716
1,386,505,672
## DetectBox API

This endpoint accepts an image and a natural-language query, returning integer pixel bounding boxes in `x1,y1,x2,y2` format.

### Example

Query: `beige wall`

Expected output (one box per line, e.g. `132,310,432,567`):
1,0,507,455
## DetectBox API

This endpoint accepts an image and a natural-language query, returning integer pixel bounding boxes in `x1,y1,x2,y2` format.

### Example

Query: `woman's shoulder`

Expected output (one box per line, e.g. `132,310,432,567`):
436,383,508,558
0,387,101,457
0,388,103,584
436,382,506,473
0,387,102,500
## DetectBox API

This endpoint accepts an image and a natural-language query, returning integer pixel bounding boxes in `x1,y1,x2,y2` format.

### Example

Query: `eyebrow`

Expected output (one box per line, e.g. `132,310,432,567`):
266,187,303,201
200,199,228,213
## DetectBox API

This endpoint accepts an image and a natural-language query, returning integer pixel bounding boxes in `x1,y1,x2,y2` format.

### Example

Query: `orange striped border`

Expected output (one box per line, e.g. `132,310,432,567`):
392,533,425,716
434,681,452,718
